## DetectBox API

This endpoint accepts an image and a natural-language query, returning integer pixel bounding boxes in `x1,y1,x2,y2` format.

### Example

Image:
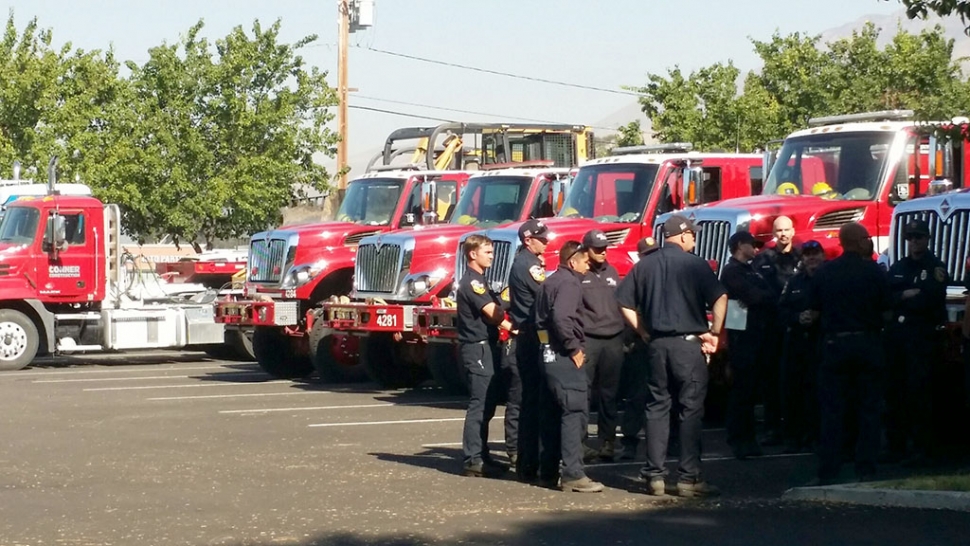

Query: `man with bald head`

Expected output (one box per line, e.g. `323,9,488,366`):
808,222,890,484
752,215,800,444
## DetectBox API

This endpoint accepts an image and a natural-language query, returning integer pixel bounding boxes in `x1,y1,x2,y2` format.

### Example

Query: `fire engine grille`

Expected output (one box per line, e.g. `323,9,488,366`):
456,239,516,291
356,243,404,293
604,228,630,246
815,208,865,230
694,220,733,276
344,230,381,247
249,238,288,283
893,210,970,285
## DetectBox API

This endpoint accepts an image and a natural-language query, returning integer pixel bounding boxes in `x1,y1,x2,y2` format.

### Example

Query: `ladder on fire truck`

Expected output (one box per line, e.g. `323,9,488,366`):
103,203,123,306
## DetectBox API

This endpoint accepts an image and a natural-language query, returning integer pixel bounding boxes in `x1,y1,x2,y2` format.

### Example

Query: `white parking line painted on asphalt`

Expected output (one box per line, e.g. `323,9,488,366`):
34,372,267,384
84,381,285,392
147,392,318,401
1,365,242,377
308,417,467,428
220,399,467,414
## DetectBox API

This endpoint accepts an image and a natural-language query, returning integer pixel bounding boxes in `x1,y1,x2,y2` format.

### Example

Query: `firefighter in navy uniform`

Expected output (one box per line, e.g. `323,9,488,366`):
456,234,514,477
778,240,826,453
721,231,775,460
751,215,800,445
616,215,727,498
508,219,549,482
534,240,604,492
886,219,948,465
481,282,521,469
809,222,891,485
579,229,626,461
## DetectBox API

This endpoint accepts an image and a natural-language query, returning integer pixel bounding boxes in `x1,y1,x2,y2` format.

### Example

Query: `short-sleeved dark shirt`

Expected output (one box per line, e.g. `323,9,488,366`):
508,249,545,328
888,251,948,327
809,252,890,334
616,245,726,337
456,267,497,343
753,246,801,295
580,261,624,337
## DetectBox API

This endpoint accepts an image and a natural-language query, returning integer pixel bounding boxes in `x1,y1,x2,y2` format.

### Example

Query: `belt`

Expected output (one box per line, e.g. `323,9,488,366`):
536,329,550,344
827,331,875,338
460,340,489,345
653,333,703,342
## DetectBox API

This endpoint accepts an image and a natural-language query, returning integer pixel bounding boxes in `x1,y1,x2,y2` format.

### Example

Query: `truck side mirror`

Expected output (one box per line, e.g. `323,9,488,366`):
682,166,704,206
552,179,569,214
421,179,438,225
44,213,67,256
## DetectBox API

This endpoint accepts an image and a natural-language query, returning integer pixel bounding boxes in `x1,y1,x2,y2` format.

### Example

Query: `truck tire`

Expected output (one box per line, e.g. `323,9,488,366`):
0,309,39,371
360,333,430,389
228,328,255,361
252,327,313,379
307,319,366,383
427,343,467,395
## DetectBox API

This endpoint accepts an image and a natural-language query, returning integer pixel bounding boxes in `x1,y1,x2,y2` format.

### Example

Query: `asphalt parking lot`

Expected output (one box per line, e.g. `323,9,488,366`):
1,354,968,546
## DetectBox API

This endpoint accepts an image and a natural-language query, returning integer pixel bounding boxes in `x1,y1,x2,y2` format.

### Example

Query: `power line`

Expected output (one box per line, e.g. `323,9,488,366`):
354,94,598,127
348,104,455,123
356,45,642,97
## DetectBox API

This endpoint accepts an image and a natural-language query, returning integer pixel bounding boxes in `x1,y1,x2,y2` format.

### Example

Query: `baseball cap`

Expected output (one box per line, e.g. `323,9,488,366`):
904,219,930,238
637,237,659,256
728,231,758,253
518,219,549,241
801,240,824,254
582,229,610,249
662,214,699,237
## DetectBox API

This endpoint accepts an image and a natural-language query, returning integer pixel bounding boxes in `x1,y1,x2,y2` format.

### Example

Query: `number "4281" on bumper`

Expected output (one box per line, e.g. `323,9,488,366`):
319,302,410,332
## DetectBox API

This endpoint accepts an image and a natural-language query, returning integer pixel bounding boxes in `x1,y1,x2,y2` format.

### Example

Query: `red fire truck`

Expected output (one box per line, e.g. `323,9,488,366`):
662,111,970,272
317,165,572,388
0,163,231,370
414,146,764,392
214,168,469,380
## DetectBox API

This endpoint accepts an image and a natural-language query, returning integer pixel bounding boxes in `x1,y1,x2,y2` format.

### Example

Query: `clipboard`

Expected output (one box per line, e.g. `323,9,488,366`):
726,299,748,331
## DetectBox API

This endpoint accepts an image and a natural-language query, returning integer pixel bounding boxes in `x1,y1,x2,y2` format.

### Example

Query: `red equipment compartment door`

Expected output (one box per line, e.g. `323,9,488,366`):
35,209,98,301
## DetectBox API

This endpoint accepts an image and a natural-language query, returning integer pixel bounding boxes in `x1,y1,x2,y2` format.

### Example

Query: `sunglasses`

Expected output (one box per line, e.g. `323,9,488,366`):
905,234,928,241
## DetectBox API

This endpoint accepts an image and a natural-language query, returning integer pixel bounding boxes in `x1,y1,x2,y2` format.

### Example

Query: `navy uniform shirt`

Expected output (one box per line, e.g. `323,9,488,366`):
580,260,624,337
778,270,817,332
616,245,726,337
508,249,545,328
753,246,801,295
888,251,948,327
535,268,586,356
456,268,498,344
720,256,778,329
809,253,890,334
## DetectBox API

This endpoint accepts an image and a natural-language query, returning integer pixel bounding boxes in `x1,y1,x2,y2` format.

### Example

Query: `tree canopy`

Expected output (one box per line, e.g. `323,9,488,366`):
631,23,970,151
895,0,970,33
0,13,338,250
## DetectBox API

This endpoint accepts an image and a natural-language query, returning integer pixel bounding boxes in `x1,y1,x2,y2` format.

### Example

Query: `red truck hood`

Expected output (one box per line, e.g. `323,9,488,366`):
278,221,385,249
695,194,873,236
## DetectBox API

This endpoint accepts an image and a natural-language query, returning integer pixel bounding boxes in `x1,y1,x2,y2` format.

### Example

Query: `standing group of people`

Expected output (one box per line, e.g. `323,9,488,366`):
454,211,959,494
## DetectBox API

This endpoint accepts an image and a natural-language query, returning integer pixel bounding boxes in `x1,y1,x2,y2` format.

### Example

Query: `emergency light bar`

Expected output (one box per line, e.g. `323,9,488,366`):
611,143,693,156
478,160,556,171
808,110,914,127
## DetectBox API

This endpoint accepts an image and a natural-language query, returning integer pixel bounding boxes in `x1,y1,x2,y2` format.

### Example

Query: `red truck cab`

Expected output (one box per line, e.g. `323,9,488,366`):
319,166,572,388
413,148,763,392
215,169,469,380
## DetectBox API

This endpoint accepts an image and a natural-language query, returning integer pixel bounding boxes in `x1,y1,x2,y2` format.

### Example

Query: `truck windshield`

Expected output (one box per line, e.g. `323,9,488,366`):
764,131,896,201
0,206,40,244
336,178,404,225
560,164,659,223
451,176,533,227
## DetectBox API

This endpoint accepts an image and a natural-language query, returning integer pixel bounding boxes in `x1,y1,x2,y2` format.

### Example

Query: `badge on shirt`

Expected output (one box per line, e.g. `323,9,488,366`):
529,265,545,283
606,277,617,287
934,267,946,283
471,280,486,295
920,270,927,281
500,287,510,302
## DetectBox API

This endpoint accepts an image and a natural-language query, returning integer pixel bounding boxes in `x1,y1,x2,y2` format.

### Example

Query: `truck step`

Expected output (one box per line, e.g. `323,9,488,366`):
56,344,104,353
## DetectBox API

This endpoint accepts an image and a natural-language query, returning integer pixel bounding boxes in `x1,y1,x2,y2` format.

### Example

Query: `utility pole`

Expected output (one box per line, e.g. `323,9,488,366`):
336,0,350,190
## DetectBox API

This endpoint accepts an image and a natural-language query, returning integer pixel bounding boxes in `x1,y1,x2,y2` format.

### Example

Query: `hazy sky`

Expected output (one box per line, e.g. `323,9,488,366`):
9,0,903,175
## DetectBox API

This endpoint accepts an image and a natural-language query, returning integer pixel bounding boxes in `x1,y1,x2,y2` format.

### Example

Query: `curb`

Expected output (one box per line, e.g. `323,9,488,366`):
784,484,970,512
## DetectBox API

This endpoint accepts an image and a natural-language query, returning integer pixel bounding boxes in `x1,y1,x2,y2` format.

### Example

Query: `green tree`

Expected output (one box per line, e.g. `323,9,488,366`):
632,24,970,150
893,0,970,33
118,20,339,250
615,120,645,147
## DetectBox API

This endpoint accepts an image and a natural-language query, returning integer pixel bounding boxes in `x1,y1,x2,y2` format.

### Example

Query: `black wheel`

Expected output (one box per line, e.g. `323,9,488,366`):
228,327,255,361
308,317,366,383
0,309,39,371
252,327,313,379
427,343,467,395
360,333,430,389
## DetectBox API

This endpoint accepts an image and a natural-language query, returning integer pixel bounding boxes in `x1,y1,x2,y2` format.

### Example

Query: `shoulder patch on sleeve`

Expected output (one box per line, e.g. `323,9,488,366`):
529,265,545,283
934,267,947,283
471,279,486,295
500,286,510,302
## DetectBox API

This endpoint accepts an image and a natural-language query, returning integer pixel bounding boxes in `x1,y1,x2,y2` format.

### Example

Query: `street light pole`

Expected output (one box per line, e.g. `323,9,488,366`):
337,0,350,190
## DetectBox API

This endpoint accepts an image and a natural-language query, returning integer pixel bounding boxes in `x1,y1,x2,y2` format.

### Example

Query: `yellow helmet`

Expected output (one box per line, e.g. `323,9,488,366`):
811,182,838,199
776,182,800,196
561,207,580,217
337,213,352,222
456,214,477,225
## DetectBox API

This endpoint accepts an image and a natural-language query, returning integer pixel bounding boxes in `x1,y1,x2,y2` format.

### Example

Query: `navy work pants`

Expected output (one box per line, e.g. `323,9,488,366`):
539,346,589,482
584,333,625,443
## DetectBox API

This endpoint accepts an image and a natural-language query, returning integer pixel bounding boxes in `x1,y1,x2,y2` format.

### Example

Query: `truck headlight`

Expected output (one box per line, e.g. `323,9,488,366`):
280,260,328,289
406,268,448,297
